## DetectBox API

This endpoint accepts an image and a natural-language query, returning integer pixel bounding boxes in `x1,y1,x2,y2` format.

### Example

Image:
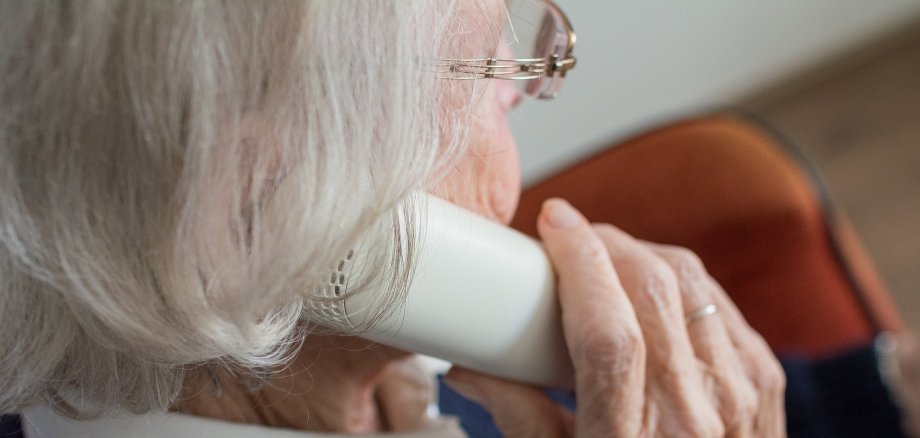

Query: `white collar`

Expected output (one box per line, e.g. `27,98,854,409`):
21,405,467,438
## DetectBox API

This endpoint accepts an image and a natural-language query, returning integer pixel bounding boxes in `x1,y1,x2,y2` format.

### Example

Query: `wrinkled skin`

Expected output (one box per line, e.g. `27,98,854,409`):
175,336,434,433
177,71,787,436
444,199,787,437
174,0,792,426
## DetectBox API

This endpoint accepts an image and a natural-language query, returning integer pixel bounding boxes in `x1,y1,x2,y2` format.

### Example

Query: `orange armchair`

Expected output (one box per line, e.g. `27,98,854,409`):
511,113,903,357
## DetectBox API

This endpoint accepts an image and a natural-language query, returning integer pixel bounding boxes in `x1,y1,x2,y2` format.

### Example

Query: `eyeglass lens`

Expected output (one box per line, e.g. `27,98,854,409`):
502,0,570,98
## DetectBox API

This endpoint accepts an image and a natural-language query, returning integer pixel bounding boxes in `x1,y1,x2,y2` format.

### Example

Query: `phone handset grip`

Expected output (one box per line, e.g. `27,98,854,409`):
344,196,574,389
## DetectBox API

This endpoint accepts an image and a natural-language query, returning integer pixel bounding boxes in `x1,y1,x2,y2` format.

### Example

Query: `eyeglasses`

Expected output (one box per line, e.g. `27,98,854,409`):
436,0,577,100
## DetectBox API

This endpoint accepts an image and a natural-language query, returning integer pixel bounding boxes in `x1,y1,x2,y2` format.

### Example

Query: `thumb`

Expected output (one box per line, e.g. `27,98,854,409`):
444,367,573,438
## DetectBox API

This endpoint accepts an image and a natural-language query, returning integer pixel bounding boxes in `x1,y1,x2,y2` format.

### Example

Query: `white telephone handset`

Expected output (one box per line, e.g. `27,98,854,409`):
314,196,574,389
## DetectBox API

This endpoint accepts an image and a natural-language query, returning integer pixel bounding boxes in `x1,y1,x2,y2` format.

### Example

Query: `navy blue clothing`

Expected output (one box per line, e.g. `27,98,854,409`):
438,343,908,438
1,343,906,438
0,415,22,438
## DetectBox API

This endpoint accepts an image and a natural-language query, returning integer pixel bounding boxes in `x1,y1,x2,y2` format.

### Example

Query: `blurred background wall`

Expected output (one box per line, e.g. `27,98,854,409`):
511,1,920,328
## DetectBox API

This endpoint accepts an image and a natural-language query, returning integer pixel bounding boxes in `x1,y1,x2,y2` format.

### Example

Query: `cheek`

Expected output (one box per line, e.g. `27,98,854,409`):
433,81,522,225
477,113,521,225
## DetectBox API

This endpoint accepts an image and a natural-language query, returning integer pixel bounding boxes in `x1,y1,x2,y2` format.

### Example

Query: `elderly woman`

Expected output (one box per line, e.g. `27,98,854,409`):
0,1,788,436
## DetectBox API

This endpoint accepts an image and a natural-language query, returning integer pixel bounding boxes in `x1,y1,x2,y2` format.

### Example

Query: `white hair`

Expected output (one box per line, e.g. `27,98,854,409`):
0,0,500,416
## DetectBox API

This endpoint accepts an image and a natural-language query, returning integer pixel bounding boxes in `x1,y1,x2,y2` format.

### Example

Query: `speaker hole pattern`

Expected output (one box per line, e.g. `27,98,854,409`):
308,250,354,322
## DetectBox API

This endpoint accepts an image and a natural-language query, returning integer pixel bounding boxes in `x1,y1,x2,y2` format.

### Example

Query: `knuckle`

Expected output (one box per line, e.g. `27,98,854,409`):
659,246,707,281
567,243,618,283
576,239,609,262
575,321,645,374
557,227,609,264
637,260,680,306
680,408,725,438
763,357,787,395
555,234,615,278
748,334,787,394
660,245,701,265
722,378,759,426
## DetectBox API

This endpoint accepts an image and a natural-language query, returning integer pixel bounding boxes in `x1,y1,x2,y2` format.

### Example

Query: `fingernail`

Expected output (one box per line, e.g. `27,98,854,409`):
443,376,484,403
543,198,580,229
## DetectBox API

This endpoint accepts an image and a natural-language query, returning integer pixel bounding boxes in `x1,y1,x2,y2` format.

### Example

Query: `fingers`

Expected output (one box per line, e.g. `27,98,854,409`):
536,199,646,437
529,199,785,437
645,243,758,437
375,357,436,431
591,224,724,437
708,281,787,437
444,367,573,438
889,333,920,437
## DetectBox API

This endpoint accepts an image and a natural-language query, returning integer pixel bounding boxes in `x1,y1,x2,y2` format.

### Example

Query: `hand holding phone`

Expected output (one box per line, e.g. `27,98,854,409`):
443,199,786,437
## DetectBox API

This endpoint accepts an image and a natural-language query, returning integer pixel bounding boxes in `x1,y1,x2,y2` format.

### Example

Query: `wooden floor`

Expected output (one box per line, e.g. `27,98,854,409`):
744,23,920,330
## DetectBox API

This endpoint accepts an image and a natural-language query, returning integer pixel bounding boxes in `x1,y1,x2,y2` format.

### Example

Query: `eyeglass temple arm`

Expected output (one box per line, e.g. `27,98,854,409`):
437,55,576,80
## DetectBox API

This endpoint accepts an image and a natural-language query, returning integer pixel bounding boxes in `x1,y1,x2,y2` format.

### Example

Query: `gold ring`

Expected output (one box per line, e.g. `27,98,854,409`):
685,304,718,326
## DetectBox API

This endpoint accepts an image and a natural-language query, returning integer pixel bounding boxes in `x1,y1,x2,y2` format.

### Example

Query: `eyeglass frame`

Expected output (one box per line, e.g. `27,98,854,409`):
435,0,577,99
